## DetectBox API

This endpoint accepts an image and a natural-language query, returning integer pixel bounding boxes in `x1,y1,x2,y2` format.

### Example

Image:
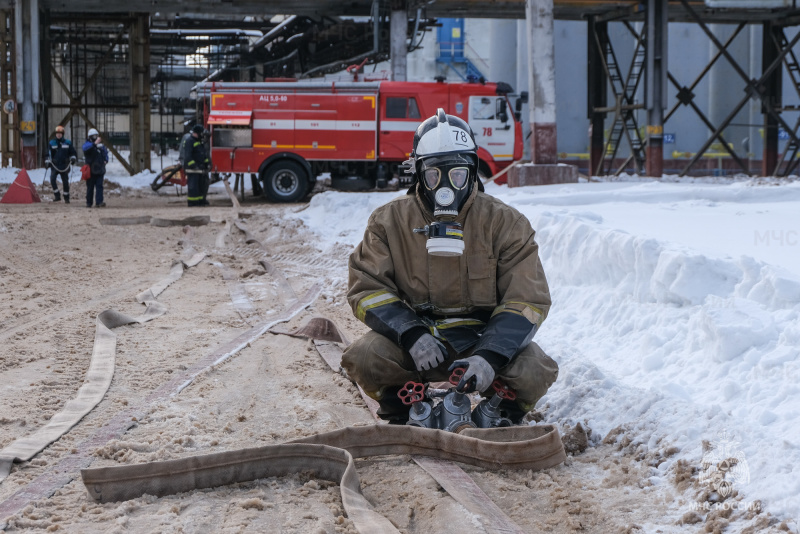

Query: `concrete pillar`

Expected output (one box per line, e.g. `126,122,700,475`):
526,0,557,164
645,0,667,177
390,1,407,82
761,21,781,176
509,0,578,187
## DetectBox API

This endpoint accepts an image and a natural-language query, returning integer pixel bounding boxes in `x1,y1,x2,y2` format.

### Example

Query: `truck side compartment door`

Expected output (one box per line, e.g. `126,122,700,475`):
336,94,378,161
294,93,336,159
252,94,296,158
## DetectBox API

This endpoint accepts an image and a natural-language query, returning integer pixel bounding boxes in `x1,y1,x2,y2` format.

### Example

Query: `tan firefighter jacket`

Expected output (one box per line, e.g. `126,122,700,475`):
348,183,551,366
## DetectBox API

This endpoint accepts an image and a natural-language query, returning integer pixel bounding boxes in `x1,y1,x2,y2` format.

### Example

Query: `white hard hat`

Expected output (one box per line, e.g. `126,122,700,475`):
412,108,477,160
88,128,99,137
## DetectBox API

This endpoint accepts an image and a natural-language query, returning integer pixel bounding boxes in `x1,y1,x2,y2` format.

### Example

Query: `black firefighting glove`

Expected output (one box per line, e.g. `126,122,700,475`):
408,333,448,371
448,355,495,393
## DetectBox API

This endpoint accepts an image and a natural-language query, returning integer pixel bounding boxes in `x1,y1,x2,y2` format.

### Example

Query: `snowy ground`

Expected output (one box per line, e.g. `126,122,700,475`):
0,160,798,532
293,178,800,529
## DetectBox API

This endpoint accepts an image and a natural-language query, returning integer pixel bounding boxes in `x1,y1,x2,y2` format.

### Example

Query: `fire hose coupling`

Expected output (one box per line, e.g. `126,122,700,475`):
398,373,519,432
438,367,477,432
399,381,436,429
413,221,464,257
471,378,517,429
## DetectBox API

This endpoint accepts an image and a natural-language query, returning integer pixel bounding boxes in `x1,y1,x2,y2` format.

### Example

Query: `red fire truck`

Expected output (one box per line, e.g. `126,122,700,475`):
198,80,525,202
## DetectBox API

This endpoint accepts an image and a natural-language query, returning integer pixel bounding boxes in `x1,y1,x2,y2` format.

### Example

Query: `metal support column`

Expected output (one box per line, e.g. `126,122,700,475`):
390,0,407,82
526,0,558,164
0,9,19,167
587,16,607,177
762,21,781,176
645,0,667,176
129,14,151,173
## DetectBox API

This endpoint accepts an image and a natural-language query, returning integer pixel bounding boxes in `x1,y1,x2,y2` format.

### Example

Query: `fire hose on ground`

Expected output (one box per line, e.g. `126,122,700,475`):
0,203,567,533
80,335,566,534
81,424,565,534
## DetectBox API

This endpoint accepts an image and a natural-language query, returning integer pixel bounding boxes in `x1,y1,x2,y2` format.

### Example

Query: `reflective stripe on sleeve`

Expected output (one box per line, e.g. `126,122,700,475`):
356,291,400,322
490,301,543,325
434,318,486,329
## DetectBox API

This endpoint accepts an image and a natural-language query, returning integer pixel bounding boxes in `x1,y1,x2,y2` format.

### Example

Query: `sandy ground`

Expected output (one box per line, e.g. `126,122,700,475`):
0,180,793,533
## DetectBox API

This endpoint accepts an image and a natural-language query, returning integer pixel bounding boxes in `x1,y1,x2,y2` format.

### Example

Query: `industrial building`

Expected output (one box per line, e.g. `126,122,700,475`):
3,0,800,178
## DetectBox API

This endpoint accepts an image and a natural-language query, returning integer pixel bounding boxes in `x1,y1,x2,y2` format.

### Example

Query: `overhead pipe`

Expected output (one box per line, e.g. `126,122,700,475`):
300,0,381,79
249,15,297,52
150,28,262,37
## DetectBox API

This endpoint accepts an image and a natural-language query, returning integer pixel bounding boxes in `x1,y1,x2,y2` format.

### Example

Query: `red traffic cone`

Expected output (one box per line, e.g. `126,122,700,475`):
0,169,41,204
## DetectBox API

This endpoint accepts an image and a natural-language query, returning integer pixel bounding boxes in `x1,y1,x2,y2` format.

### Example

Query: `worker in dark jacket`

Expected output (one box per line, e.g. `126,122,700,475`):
180,124,210,207
82,128,109,208
343,109,557,425
45,125,77,203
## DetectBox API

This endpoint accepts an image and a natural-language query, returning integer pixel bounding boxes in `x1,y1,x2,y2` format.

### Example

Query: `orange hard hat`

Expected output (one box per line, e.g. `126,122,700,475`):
55,125,65,134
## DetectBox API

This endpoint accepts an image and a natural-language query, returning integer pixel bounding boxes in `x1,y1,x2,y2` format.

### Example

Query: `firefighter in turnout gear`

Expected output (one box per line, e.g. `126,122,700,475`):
180,125,210,207
343,109,558,425
45,125,77,203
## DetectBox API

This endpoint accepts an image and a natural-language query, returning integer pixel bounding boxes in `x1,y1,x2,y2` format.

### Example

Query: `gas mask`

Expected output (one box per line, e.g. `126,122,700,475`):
419,154,475,219
412,154,476,256
408,108,479,257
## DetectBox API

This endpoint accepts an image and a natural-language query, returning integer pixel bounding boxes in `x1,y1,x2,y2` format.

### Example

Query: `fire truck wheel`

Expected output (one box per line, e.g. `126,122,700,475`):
261,161,309,203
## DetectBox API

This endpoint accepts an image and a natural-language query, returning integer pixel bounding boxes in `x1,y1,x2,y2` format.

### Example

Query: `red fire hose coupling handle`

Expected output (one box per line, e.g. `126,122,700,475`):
398,381,426,405
491,379,517,401
449,367,466,387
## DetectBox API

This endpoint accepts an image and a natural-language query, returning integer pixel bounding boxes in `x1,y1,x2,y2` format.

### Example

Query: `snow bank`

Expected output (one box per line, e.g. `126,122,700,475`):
291,180,800,520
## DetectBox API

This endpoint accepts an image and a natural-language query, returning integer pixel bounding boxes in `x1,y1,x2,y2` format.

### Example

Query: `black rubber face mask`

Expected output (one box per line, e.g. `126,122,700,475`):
418,154,476,220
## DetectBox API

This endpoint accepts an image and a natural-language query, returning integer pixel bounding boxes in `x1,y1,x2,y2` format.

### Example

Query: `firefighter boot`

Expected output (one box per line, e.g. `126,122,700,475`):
64,193,70,204
54,190,61,202
498,399,528,425
376,386,410,425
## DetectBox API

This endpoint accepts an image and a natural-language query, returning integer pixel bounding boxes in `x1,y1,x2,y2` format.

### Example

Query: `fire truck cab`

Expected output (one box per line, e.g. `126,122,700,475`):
200,80,524,202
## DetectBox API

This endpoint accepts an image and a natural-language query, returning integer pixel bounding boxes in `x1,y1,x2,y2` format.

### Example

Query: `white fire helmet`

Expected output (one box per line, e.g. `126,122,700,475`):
408,108,479,219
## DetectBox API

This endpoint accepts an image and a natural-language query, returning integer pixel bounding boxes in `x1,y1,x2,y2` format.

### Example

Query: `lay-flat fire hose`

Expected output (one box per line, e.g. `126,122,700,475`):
81,424,565,534
0,253,205,486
